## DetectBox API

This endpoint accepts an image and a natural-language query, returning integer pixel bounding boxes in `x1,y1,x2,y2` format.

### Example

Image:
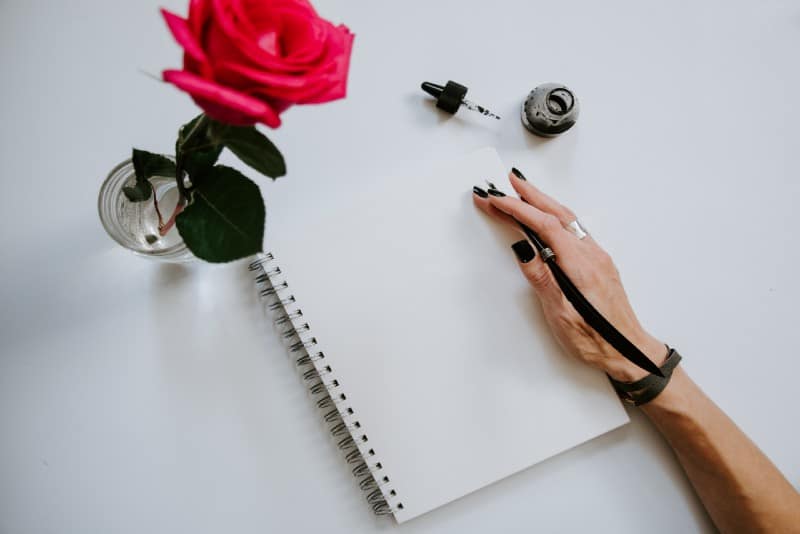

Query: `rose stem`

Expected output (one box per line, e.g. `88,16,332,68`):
174,113,210,197
157,113,210,237
151,182,165,228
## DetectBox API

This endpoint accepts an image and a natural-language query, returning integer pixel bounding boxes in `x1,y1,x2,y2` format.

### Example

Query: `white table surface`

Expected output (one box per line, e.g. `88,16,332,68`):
2,1,798,532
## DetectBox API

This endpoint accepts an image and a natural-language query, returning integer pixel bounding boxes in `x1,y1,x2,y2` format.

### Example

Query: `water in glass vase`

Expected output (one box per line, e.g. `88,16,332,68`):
98,159,195,262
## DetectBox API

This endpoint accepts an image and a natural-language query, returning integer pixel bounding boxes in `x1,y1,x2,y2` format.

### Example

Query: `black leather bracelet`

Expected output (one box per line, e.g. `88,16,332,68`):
608,347,682,406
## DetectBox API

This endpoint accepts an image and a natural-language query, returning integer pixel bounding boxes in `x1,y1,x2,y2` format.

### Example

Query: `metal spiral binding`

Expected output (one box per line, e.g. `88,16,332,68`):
250,253,403,516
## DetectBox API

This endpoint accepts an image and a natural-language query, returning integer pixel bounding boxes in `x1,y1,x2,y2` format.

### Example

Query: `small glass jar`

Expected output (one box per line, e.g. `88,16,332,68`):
98,159,196,262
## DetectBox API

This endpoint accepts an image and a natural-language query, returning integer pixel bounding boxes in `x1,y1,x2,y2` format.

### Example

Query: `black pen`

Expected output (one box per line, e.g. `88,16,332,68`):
484,181,664,378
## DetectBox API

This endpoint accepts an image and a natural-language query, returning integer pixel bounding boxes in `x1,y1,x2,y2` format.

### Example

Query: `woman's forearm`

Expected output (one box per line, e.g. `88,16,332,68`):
641,367,800,533
474,170,798,531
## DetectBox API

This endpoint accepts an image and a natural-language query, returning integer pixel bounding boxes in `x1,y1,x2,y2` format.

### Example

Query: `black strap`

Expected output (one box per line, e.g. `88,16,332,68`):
608,348,683,406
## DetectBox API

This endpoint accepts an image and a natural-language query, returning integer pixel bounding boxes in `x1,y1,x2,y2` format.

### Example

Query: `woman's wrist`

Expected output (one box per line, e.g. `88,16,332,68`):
640,365,691,415
604,333,669,382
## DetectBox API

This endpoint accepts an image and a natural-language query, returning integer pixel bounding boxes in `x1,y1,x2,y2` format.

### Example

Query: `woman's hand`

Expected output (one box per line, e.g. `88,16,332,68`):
474,170,800,534
473,168,666,382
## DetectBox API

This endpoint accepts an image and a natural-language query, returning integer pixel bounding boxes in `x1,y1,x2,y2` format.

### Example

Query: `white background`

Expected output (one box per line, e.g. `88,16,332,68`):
1,0,798,532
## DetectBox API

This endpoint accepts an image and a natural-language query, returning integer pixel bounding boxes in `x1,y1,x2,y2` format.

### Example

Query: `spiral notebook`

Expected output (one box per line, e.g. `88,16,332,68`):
250,147,628,523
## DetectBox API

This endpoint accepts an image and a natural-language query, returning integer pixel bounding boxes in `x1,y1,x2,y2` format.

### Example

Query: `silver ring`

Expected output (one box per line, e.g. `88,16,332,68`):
565,219,589,240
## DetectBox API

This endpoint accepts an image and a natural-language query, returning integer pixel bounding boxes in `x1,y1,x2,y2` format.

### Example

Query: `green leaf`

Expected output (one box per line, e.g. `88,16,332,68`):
132,149,176,181
183,144,223,177
216,124,286,179
176,114,212,153
176,165,265,263
124,148,173,203
175,114,221,177
122,181,152,202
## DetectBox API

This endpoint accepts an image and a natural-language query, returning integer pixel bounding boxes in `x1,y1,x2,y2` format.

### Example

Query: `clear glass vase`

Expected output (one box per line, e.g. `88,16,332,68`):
98,159,196,262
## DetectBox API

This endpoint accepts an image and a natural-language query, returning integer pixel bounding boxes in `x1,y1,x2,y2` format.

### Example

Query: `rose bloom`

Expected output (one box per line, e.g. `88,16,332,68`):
161,0,354,128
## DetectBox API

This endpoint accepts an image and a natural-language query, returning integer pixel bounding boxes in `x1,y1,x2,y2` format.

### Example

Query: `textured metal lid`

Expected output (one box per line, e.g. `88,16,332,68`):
521,83,580,137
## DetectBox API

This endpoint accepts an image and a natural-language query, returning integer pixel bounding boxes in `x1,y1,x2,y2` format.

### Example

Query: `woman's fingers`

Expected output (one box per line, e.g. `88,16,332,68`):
473,186,563,304
472,187,518,227
509,168,577,226
485,189,571,249
510,239,562,305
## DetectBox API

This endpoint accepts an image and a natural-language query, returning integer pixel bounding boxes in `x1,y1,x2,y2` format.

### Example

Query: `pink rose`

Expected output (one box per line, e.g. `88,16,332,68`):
161,0,354,128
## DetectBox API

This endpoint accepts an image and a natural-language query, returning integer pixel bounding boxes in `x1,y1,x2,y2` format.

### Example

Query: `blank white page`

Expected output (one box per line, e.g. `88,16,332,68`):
268,148,628,522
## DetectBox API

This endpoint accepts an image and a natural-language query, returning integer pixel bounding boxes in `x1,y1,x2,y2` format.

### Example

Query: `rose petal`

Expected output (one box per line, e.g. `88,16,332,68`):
214,60,332,103
187,0,213,38
235,0,321,58
271,12,329,64
210,0,275,67
239,0,317,22
204,14,256,70
212,23,353,104
161,9,207,63
300,25,354,103
207,0,319,73
183,52,214,80
220,22,355,104
163,69,281,128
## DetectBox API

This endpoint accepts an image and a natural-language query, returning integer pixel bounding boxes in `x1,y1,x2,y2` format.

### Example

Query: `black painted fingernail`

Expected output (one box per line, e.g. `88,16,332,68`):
486,180,497,189
473,186,488,198
487,188,506,197
511,240,536,263
511,167,526,181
